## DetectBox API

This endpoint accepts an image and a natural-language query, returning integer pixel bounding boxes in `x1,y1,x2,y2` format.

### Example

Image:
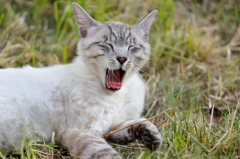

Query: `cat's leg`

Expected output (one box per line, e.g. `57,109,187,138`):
106,118,162,151
61,129,121,159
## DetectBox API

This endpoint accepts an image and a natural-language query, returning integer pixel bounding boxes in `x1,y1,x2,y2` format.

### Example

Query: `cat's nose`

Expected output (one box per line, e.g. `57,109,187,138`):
117,57,127,64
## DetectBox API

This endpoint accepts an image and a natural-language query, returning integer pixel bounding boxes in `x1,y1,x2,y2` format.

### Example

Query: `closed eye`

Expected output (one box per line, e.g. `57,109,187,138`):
128,46,141,53
98,44,109,52
106,43,114,51
98,43,114,52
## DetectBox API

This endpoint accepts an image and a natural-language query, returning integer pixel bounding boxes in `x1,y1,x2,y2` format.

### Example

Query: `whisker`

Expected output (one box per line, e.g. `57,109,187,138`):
134,67,160,81
132,67,145,81
111,69,114,82
112,70,117,81
102,66,108,89
143,66,165,69
133,66,169,86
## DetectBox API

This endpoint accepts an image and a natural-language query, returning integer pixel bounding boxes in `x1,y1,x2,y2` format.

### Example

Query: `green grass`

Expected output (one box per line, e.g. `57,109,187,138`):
0,0,240,158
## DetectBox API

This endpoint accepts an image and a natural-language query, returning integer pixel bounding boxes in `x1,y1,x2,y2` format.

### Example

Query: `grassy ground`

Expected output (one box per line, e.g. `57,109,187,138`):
0,0,240,158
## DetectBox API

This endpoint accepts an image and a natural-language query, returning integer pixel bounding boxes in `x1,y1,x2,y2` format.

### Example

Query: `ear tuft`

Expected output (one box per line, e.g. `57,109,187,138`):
72,2,98,38
134,10,158,40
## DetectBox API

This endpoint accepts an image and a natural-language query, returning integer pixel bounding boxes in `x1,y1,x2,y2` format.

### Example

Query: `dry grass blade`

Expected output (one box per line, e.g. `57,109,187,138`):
32,149,67,158
32,149,50,159
103,108,175,138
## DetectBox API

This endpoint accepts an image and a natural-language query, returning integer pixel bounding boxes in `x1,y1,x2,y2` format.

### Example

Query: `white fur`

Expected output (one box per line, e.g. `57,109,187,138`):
0,55,145,153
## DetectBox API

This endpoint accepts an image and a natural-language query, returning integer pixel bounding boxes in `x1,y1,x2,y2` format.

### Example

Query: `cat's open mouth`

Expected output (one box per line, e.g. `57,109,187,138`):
105,68,126,91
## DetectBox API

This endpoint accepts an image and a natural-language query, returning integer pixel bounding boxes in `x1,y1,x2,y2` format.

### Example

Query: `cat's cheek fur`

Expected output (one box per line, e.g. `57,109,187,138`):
132,44,151,69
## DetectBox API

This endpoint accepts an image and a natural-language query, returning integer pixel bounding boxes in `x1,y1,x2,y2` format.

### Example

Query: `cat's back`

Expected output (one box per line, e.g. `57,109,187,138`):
0,65,64,83
0,65,66,93
0,65,69,114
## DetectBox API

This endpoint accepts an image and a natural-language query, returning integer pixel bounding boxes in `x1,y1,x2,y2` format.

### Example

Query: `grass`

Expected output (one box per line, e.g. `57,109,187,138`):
0,0,240,158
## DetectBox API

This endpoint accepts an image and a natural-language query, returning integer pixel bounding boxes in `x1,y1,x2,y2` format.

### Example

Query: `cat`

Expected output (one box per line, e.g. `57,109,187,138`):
0,2,161,159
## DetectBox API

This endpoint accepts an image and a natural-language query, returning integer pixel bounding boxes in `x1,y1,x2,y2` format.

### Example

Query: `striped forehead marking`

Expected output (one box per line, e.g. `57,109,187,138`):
103,22,136,45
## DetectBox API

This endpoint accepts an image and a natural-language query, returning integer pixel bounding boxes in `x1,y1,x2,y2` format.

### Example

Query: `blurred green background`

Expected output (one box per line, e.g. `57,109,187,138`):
1,0,239,68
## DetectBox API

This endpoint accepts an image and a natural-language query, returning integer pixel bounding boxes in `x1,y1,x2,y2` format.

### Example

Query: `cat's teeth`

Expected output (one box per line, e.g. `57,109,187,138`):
106,86,121,90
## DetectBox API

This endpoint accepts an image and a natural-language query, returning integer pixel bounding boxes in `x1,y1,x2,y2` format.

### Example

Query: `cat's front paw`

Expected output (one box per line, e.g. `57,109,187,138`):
135,121,162,151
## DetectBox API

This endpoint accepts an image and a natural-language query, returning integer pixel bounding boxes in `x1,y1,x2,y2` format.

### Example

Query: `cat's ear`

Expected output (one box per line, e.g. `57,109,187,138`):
134,10,158,40
72,2,98,38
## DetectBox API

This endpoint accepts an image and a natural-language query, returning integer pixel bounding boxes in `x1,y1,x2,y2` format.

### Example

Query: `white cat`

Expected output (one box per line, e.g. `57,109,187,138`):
0,2,161,159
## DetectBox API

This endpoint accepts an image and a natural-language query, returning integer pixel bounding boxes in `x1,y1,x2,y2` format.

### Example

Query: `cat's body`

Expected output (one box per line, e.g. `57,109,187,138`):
0,3,161,159
0,60,145,151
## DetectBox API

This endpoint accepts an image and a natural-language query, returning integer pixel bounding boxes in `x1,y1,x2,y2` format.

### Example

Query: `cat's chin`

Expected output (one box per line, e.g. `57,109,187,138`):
105,68,126,91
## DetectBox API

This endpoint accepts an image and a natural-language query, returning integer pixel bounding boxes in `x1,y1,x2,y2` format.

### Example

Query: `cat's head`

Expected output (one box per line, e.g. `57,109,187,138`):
72,3,157,91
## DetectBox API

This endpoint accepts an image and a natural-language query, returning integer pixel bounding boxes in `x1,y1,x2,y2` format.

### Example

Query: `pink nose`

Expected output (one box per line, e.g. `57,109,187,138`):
117,57,127,64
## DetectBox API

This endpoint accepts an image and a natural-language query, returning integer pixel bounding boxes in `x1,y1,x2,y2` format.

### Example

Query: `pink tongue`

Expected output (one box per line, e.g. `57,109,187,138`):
107,82,122,88
107,69,122,88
